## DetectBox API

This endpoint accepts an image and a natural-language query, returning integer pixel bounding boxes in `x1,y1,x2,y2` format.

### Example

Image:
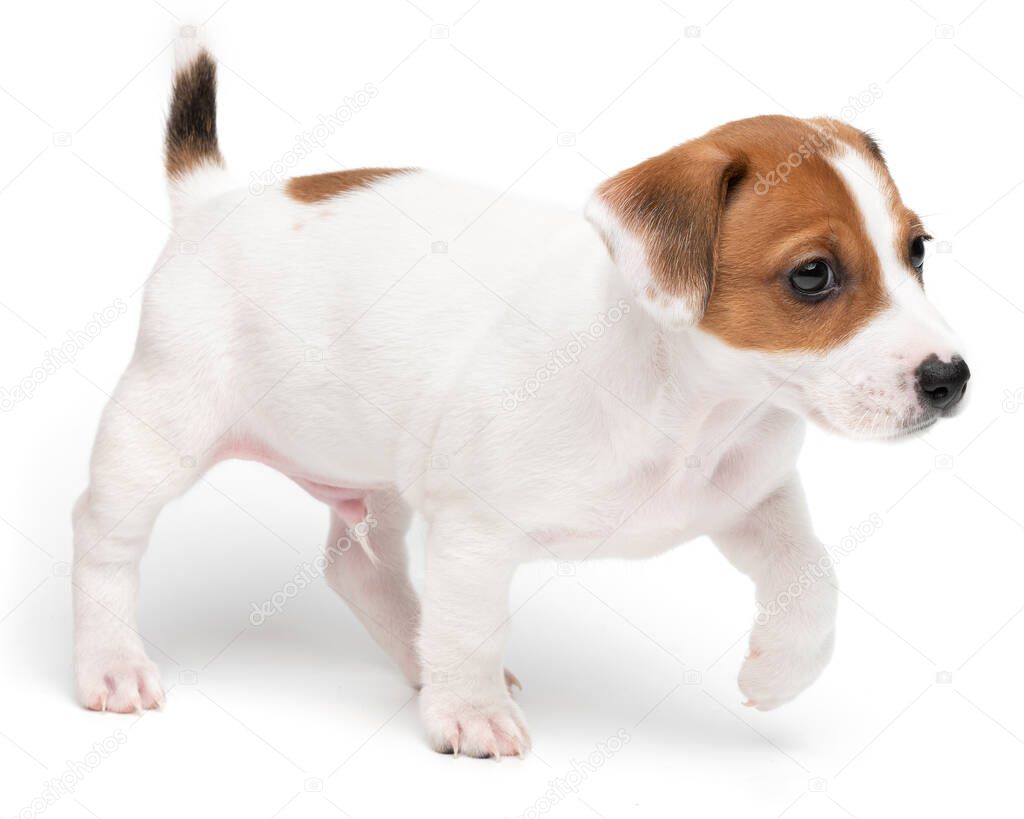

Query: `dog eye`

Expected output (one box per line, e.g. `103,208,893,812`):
909,235,926,270
789,260,836,298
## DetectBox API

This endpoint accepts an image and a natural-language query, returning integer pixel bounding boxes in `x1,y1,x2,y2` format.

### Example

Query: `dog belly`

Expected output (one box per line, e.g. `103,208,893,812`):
526,525,695,560
214,439,374,523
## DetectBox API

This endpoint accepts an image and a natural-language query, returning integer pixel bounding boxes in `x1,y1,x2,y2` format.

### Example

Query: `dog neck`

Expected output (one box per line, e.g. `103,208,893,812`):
579,262,802,470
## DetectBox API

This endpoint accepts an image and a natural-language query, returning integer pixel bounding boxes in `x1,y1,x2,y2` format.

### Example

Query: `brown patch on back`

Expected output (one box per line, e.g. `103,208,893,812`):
285,167,414,204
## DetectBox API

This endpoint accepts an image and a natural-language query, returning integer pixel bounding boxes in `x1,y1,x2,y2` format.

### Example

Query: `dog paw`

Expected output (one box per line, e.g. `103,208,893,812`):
738,630,835,711
419,685,530,758
76,652,164,713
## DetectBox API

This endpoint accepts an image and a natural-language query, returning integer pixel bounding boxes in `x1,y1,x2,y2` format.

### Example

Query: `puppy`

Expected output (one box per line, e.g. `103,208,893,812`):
73,39,969,757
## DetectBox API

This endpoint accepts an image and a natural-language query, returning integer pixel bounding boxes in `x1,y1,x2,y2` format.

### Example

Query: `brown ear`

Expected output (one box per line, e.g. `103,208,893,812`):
585,139,745,325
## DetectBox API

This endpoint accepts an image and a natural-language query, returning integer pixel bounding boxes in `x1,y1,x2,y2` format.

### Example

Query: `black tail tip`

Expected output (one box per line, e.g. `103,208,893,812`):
165,46,223,181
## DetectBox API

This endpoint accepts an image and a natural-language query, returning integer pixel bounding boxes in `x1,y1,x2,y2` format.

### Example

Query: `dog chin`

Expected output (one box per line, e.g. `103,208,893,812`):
808,409,938,442
869,415,939,441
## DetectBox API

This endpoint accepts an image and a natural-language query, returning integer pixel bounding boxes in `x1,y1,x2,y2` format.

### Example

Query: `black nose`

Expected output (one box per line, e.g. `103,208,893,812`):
916,355,970,411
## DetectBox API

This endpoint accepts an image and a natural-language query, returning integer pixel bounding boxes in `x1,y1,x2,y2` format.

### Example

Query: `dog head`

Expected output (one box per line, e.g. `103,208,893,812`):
586,115,969,440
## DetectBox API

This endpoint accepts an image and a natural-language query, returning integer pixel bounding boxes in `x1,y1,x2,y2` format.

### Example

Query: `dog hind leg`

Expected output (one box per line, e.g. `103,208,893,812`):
73,363,220,712
324,491,422,687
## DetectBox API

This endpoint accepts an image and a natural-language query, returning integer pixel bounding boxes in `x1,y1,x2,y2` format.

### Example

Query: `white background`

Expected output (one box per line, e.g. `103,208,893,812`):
3,0,1024,817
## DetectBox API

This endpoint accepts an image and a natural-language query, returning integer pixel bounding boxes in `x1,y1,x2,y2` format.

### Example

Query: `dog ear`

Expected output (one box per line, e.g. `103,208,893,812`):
585,140,746,326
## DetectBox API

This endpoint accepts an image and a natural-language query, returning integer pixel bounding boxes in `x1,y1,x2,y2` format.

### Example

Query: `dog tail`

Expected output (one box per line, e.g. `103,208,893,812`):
165,31,228,216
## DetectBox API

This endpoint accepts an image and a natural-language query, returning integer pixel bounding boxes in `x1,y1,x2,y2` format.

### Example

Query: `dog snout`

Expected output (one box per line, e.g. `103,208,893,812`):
916,354,970,411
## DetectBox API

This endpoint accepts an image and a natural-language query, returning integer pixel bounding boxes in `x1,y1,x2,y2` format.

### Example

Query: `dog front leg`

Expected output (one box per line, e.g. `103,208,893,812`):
416,514,529,757
713,479,838,710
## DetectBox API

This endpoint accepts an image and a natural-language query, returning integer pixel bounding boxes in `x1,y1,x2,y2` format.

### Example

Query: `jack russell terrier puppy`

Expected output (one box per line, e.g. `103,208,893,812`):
73,40,970,758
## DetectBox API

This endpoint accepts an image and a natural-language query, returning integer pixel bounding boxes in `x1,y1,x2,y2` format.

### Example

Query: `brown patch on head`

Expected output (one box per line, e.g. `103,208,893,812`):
595,115,928,353
285,167,414,204
694,116,896,352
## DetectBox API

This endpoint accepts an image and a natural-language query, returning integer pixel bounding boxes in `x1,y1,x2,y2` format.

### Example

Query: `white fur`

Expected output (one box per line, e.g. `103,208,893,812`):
72,120,964,753
583,194,697,326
